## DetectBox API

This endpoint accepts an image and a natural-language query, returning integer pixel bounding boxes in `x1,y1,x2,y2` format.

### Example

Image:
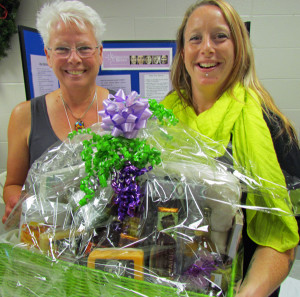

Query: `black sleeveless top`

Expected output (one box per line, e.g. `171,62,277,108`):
28,95,61,168
28,90,116,167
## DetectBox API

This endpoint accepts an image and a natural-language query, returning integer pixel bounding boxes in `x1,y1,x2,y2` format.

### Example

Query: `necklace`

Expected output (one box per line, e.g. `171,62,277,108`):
60,90,99,132
60,90,97,131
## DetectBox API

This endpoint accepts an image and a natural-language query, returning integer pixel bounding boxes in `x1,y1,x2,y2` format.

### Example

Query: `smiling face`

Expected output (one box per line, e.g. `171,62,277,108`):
153,55,160,64
145,55,152,64
137,55,144,64
130,55,137,64
45,20,102,91
183,5,234,97
161,55,168,64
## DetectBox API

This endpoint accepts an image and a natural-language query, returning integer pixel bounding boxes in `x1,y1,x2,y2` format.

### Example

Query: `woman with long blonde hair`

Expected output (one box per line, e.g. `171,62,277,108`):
162,1,300,296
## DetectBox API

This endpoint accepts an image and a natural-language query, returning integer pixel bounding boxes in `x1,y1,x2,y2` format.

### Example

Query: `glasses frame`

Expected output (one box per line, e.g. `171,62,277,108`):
47,45,101,59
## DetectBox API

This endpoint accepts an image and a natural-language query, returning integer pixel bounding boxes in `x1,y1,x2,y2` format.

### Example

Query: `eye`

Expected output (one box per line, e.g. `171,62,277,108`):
214,32,230,41
78,46,93,52
55,46,70,53
189,35,202,43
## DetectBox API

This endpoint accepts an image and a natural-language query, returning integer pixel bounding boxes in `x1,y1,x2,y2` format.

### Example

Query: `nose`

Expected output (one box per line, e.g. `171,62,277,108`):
201,35,214,55
68,48,82,62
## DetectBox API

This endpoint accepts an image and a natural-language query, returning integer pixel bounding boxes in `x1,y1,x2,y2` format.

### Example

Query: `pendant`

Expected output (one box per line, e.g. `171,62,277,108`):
75,120,84,131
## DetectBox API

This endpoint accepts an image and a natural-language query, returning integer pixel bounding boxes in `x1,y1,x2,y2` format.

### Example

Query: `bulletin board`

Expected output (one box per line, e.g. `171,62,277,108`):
18,25,177,101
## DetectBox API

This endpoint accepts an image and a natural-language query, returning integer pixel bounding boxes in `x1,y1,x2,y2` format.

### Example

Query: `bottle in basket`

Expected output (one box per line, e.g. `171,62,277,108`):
149,205,179,278
197,207,230,295
195,207,216,253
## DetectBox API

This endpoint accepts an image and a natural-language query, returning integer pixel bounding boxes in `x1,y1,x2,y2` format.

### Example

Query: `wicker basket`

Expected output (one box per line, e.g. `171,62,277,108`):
0,243,237,297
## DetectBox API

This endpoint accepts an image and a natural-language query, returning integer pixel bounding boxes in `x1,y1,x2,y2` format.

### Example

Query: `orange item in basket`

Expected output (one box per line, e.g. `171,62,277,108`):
20,222,49,247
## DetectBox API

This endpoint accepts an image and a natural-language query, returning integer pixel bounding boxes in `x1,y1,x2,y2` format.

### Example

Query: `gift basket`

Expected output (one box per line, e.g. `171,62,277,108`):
0,90,298,297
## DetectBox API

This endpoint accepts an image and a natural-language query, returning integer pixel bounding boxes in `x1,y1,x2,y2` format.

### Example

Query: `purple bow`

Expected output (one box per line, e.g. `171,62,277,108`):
184,253,217,289
99,89,152,139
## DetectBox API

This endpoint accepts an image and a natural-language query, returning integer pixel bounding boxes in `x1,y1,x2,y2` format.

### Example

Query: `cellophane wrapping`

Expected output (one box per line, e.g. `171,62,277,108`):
0,93,299,297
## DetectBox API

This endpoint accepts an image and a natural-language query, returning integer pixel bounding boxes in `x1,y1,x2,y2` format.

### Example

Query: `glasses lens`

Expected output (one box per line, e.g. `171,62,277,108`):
54,47,70,57
77,46,95,57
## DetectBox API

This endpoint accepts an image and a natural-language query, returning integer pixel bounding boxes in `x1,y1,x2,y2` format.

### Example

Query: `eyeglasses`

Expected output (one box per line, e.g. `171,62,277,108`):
47,45,100,58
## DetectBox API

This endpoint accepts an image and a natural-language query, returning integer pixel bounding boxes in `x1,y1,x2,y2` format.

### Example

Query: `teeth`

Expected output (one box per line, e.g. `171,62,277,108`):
199,63,217,68
68,70,84,75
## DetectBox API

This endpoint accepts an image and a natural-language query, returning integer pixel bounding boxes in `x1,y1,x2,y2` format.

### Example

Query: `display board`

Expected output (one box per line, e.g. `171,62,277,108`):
18,25,176,101
18,23,250,101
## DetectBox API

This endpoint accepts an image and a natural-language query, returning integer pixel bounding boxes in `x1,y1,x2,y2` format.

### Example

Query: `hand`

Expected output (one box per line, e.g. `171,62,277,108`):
2,195,20,224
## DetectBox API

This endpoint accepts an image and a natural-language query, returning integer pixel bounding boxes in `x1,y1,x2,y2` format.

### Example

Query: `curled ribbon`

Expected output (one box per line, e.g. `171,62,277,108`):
99,89,152,139
111,160,152,221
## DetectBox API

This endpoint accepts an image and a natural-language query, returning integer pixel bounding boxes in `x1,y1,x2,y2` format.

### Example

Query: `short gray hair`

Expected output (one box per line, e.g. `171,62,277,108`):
36,0,106,47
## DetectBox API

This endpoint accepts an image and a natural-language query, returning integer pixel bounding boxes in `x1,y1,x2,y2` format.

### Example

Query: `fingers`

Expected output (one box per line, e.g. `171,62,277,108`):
2,211,8,224
2,204,13,224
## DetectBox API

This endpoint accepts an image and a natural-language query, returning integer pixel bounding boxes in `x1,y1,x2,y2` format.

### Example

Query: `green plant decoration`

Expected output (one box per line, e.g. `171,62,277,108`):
0,0,21,60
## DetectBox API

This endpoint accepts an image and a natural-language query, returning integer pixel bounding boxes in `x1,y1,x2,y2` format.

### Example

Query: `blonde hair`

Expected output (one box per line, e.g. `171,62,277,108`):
171,0,298,144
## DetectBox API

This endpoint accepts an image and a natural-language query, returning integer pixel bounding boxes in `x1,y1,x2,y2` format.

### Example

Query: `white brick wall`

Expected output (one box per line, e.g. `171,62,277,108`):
1,0,300,172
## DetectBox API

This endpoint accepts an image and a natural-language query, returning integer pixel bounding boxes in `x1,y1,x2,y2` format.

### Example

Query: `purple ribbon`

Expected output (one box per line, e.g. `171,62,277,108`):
111,161,152,221
184,254,217,289
99,89,152,139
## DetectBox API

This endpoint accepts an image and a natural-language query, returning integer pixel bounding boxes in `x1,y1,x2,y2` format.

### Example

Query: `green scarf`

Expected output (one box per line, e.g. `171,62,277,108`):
161,84,299,252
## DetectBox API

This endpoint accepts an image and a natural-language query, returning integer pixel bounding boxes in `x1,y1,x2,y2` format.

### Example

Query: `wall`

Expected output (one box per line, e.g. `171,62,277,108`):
1,0,300,173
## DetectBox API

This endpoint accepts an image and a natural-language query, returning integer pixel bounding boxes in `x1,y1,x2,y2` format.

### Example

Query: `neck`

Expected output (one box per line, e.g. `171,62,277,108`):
59,86,98,122
60,85,97,106
60,88,99,132
191,85,220,115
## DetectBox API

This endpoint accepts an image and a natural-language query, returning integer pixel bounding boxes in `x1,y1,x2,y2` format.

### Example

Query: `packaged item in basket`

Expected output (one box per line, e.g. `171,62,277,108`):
39,229,82,255
19,196,71,248
122,215,141,238
195,207,217,253
20,222,49,247
87,248,145,280
149,205,179,278
118,233,139,248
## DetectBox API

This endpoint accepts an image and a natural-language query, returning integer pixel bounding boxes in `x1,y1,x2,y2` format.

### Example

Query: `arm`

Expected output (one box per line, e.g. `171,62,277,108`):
2,101,31,224
236,245,296,297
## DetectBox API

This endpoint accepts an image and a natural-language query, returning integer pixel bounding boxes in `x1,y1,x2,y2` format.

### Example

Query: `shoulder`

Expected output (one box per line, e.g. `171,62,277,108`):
9,95,47,135
8,100,32,145
97,86,109,97
263,111,300,178
10,100,31,123
263,110,297,151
